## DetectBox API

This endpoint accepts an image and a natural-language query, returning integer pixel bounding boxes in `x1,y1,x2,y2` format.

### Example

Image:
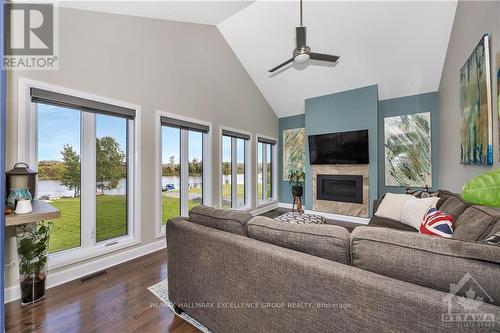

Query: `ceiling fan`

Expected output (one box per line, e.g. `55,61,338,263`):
268,0,340,73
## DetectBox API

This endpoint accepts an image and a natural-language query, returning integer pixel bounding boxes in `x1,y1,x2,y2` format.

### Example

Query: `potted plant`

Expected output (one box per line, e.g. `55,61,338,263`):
288,168,305,197
16,221,52,305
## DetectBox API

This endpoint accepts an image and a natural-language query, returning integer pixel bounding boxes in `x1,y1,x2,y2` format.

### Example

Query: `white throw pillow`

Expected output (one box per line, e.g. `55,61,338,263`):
400,197,441,230
375,193,416,221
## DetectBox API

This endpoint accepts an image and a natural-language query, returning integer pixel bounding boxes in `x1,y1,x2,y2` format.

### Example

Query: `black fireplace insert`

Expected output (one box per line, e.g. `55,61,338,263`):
316,174,363,204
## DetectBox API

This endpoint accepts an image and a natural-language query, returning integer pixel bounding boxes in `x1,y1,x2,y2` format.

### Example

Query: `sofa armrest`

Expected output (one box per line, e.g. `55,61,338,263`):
351,227,500,302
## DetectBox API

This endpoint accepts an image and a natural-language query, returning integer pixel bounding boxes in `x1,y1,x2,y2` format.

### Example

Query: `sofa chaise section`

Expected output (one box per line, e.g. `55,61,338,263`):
166,218,500,333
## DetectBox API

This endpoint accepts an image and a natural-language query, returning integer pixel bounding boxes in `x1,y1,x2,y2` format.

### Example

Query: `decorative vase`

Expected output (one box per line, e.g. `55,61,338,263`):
7,188,32,209
16,222,50,305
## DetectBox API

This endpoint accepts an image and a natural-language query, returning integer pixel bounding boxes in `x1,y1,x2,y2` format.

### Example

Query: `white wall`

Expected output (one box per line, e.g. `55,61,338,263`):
5,8,277,290
438,1,500,192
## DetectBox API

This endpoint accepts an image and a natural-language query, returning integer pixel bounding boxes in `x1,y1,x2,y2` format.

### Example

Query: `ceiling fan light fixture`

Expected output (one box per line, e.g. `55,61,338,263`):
294,53,310,64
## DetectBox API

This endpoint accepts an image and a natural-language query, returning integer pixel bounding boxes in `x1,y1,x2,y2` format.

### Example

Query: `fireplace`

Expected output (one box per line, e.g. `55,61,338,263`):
316,174,363,204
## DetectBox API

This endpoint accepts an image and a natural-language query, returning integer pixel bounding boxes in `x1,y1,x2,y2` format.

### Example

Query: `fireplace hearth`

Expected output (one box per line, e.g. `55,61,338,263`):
316,174,363,204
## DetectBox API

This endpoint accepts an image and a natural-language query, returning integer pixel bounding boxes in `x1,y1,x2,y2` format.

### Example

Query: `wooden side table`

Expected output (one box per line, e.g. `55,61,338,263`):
6,201,60,305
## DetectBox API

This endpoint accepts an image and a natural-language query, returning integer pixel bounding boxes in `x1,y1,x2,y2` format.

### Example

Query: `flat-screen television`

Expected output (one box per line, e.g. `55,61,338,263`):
308,129,369,164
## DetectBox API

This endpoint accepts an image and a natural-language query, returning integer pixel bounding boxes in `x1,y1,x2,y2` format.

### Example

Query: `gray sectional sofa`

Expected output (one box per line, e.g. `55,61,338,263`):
166,192,500,333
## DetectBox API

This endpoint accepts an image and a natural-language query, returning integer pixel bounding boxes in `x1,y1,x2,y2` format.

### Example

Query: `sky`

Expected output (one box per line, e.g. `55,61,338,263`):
38,104,127,161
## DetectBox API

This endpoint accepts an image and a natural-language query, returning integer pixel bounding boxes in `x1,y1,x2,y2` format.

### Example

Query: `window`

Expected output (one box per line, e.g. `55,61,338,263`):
160,116,209,229
31,87,137,258
257,137,276,203
221,129,250,209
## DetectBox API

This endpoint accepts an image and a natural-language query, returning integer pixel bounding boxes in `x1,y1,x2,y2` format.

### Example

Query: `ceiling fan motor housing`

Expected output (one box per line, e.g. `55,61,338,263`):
293,46,311,64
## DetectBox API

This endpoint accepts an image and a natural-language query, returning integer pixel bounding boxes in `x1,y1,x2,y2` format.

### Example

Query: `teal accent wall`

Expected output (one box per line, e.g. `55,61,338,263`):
378,92,439,196
278,114,305,204
277,87,440,216
304,85,379,213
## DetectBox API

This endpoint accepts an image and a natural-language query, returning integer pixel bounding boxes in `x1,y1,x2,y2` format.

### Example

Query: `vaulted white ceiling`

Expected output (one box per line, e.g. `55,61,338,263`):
218,1,457,117
57,0,457,118
58,1,254,25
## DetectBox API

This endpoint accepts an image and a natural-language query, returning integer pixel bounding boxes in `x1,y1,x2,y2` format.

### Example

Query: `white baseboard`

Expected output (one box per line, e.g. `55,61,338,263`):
278,202,370,224
251,202,279,216
4,239,166,304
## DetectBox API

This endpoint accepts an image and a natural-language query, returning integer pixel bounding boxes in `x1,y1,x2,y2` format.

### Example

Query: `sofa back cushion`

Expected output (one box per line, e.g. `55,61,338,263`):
350,226,500,302
451,206,499,241
246,216,351,264
438,193,468,221
189,205,253,236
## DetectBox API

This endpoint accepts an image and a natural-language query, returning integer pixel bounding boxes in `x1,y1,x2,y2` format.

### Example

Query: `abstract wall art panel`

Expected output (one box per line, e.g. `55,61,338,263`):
498,57,500,161
459,34,493,165
384,112,432,187
283,128,305,180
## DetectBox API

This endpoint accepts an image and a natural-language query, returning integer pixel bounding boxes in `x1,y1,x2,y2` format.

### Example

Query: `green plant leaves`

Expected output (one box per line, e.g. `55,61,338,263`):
462,169,500,207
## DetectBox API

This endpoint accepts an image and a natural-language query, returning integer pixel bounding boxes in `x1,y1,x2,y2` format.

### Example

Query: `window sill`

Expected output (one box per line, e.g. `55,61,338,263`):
48,236,140,271
256,199,278,209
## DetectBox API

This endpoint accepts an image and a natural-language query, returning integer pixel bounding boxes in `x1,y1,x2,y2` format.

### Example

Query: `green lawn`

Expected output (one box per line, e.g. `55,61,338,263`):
221,183,246,208
49,194,193,253
49,195,128,253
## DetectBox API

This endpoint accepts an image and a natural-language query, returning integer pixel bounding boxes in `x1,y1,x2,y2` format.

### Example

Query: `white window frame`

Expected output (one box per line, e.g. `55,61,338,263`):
17,77,142,270
218,126,252,210
256,134,278,207
155,111,212,238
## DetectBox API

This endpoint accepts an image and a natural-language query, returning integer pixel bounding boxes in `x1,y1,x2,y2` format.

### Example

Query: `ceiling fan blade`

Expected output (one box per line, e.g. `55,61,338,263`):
310,53,339,63
268,58,294,73
296,26,306,49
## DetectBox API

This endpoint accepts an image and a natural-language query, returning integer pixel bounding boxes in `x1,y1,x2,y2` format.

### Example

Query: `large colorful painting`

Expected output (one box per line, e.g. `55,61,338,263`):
384,112,432,187
283,128,305,180
459,34,493,165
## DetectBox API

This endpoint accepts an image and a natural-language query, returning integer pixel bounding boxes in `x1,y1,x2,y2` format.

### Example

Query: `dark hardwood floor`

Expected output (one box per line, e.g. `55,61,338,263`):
5,250,200,333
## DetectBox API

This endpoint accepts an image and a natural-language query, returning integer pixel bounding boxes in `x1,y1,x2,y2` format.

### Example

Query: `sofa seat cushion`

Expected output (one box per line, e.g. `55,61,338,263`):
189,205,253,236
350,227,500,302
368,216,417,232
246,216,351,264
452,206,499,241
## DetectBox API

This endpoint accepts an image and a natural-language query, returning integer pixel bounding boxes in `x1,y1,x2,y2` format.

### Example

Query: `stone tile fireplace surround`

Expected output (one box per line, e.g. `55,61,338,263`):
312,164,369,217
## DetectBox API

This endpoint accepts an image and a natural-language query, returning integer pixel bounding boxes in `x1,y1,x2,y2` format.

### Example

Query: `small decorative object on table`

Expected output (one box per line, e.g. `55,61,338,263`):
288,168,305,213
275,212,326,224
15,199,33,215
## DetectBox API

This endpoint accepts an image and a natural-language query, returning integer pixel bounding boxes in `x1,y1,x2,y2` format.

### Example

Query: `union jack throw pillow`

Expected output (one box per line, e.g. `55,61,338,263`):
419,208,454,238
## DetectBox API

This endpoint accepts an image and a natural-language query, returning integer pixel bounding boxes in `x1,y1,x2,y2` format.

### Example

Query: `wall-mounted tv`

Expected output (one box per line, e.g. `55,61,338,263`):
308,129,369,164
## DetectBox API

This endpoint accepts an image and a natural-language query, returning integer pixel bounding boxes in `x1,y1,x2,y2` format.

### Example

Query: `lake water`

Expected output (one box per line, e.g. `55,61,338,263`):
37,174,244,198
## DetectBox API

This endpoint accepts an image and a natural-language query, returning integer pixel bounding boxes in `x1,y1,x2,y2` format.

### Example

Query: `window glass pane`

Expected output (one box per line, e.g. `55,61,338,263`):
37,104,81,253
257,142,263,201
188,131,203,209
266,144,273,200
236,139,245,207
162,126,181,224
96,114,128,242
222,136,232,209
